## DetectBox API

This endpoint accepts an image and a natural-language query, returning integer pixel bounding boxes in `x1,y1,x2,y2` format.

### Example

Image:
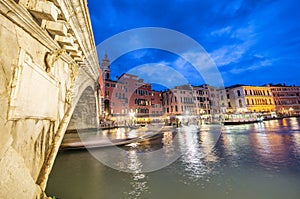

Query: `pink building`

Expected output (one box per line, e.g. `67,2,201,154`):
100,55,163,123
162,84,195,116
267,84,300,115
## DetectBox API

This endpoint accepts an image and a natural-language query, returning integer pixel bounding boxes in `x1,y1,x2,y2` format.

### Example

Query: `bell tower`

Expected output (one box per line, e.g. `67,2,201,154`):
101,54,111,80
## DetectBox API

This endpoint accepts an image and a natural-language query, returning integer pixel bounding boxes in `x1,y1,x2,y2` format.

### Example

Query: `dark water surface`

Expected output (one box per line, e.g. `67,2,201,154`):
47,117,300,199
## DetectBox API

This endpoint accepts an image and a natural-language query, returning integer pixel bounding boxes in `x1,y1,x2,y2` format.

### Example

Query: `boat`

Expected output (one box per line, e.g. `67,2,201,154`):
223,119,262,125
223,113,263,125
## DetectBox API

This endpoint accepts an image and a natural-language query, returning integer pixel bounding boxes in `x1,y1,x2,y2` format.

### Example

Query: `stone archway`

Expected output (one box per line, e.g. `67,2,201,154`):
38,66,101,193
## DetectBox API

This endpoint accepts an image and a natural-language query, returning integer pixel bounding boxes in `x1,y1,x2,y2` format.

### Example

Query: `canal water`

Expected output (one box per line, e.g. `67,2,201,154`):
46,117,300,199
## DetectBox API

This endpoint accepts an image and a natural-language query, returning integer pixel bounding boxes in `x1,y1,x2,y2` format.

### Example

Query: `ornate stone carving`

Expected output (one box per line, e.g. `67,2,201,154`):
9,49,60,121
69,62,79,84
44,48,65,73
65,89,73,104
65,63,79,104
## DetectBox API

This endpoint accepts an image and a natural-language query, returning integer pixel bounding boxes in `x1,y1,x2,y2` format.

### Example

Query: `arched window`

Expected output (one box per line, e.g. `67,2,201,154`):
239,99,243,107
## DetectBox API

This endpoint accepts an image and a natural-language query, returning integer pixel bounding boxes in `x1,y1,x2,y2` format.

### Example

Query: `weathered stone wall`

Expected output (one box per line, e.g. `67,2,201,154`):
0,11,68,199
0,0,100,198
67,86,98,130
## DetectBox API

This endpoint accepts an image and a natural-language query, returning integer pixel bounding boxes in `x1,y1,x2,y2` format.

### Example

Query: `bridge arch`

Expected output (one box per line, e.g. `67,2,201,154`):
38,67,101,190
68,86,99,131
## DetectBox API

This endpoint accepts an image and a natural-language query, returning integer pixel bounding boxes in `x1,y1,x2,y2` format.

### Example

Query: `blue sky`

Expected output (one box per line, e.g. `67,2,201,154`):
88,0,300,88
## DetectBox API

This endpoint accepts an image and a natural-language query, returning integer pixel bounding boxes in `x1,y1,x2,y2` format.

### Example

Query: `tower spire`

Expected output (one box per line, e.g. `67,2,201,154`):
101,54,111,80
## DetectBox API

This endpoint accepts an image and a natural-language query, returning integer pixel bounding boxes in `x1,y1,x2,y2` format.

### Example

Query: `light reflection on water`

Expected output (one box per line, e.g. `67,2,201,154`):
125,150,149,199
47,118,300,199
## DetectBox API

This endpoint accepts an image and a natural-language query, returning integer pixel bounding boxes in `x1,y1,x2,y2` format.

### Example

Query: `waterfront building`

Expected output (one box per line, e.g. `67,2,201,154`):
192,85,210,116
128,78,152,123
192,85,226,122
100,55,162,124
226,85,275,114
218,88,227,114
149,90,164,122
267,84,300,115
207,85,221,115
162,84,196,116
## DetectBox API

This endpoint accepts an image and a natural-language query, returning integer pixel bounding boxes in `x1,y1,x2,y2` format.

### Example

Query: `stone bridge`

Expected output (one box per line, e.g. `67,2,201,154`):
0,0,101,198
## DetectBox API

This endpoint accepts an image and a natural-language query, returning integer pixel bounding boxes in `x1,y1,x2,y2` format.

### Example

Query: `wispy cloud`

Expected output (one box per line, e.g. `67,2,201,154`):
128,62,189,89
209,25,255,67
170,51,224,87
229,58,273,74
91,0,300,86
211,26,232,37
210,42,250,67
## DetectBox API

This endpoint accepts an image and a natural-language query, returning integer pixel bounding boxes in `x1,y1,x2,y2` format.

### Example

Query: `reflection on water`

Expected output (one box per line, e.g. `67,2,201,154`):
125,150,149,199
176,125,220,183
47,118,300,199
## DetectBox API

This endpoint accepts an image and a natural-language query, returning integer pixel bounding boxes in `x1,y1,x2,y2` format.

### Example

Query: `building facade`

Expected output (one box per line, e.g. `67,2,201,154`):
100,56,300,122
226,85,275,113
192,85,210,116
218,88,227,114
100,55,163,124
162,84,196,116
149,90,164,121
267,84,300,115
